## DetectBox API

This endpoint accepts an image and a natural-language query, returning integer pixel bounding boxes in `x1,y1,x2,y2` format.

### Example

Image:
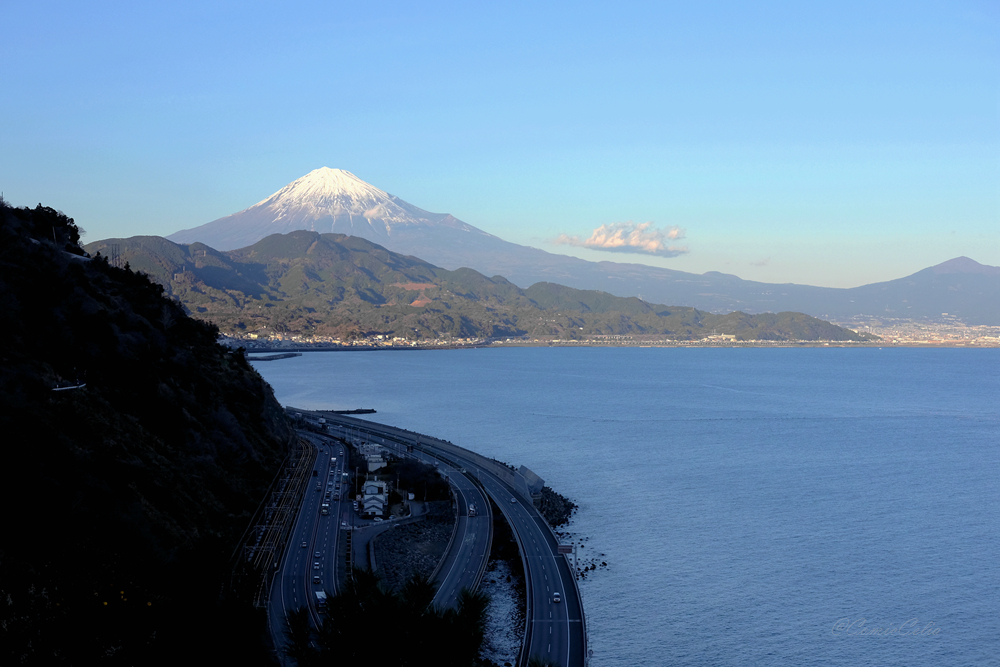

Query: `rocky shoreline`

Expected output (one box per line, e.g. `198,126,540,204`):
537,485,578,527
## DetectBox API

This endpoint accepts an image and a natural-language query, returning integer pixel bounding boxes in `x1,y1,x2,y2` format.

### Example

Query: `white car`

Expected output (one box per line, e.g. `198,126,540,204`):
553,592,561,603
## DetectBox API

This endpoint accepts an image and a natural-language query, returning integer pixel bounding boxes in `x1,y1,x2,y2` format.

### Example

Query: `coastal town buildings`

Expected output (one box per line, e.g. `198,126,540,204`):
220,319,1000,350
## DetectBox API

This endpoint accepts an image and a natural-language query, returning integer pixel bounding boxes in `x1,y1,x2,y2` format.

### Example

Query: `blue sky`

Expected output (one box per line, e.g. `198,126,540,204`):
3,0,997,287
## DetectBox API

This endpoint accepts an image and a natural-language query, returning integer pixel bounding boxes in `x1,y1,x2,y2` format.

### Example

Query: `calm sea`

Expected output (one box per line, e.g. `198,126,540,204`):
251,347,999,666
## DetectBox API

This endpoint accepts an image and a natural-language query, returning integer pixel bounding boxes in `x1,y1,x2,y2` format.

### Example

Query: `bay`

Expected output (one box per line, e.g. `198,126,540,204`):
252,347,1000,666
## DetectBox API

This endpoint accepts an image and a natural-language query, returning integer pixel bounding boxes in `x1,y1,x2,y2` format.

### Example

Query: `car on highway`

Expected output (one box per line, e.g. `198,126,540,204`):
313,575,321,584
301,541,307,548
553,592,561,603
313,561,320,570
314,551,321,558
510,497,517,504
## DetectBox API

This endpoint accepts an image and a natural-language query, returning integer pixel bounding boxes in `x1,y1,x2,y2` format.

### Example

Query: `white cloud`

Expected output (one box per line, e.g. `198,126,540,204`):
553,221,688,257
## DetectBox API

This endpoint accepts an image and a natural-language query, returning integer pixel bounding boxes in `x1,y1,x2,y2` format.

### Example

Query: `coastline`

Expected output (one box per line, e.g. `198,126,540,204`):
237,339,999,353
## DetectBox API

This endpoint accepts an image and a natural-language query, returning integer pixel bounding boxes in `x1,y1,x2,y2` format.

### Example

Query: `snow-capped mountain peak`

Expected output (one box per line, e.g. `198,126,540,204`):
249,167,414,225
258,167,387,211
168,167,494,251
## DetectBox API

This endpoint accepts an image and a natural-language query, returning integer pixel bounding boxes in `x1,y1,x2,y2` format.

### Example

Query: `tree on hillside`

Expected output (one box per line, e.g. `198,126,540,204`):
284,607,319,667
308,568,489,666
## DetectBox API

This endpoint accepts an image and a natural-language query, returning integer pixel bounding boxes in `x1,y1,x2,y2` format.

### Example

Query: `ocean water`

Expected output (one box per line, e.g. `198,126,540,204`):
251,347,1000,666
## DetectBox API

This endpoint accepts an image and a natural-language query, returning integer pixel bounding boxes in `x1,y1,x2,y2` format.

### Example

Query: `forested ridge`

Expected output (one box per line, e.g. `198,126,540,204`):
0,199,292,665
86,230,874,341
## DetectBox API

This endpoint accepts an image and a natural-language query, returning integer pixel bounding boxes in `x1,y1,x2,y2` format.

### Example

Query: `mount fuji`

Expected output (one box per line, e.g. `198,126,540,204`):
167,166,617,297
166,168,1000,324
167,167,501,255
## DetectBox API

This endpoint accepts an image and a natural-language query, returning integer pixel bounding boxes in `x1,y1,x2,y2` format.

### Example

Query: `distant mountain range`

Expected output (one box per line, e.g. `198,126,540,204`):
167,168,1000,325
87,232,872,342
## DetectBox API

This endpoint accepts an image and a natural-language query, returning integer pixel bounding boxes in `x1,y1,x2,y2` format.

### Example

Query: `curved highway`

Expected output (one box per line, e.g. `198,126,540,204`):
421,453,493,609
322,420,492,609
302,410,587,667
268,420,493,659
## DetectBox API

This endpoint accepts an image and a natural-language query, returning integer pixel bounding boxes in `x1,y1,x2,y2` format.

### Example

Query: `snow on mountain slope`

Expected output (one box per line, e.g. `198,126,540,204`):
258,168,430,227
167,167,496,251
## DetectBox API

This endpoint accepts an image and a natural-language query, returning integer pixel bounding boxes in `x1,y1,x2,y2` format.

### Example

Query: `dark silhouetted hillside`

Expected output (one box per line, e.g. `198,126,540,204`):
0,199,292,665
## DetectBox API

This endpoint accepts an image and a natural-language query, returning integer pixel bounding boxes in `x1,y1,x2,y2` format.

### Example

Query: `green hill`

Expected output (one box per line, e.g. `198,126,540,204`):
87,231,873,342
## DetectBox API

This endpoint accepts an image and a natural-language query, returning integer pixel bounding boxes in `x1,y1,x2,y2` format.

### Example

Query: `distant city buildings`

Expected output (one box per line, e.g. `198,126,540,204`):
840,319,1000,346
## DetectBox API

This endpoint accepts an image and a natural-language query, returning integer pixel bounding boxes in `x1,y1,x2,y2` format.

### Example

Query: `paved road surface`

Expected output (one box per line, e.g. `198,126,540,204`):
304,410,587,667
